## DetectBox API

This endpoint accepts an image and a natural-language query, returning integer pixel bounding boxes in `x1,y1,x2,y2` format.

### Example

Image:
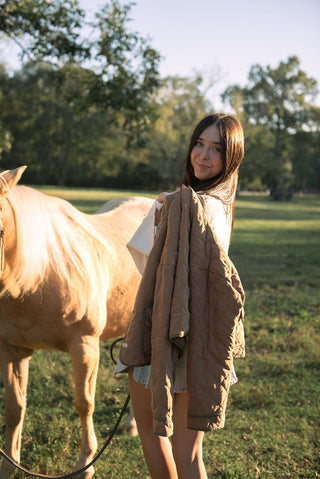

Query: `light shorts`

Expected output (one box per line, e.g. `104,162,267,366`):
132,353,238,392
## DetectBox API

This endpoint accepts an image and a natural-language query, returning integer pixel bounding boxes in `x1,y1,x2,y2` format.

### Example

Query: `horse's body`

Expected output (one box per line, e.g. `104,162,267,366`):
0,167,153,478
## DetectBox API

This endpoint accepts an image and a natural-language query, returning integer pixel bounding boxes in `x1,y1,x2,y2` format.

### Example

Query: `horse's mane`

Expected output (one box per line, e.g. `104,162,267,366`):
1,186,112,317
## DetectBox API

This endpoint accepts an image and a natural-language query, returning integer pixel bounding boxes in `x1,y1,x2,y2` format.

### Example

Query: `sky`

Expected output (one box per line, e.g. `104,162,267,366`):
1,0,319,108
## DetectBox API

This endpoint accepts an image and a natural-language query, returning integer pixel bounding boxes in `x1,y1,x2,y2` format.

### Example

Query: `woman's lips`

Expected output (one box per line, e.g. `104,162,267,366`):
196,162,209,169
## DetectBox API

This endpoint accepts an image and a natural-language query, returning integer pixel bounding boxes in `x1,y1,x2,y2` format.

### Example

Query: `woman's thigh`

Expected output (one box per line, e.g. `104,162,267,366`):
128,369,178,479
128,368,153,430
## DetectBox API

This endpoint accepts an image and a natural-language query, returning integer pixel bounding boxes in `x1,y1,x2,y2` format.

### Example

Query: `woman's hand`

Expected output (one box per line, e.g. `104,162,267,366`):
157,191,169,203
157,187,187,204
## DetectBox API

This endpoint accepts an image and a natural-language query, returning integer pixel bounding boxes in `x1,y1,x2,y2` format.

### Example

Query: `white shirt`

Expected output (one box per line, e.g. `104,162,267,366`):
203,195,232,254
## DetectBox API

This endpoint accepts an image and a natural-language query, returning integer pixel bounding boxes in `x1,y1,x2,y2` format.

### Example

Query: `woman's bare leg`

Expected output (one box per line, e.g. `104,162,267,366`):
128,369,178,479
171,392,208,479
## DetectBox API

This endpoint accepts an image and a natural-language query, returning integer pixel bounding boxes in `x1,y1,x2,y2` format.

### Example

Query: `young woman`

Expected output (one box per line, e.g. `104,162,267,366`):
120,113,245,479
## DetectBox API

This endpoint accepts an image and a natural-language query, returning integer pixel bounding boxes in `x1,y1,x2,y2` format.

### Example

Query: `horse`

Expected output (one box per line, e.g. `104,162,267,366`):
0,166,153,479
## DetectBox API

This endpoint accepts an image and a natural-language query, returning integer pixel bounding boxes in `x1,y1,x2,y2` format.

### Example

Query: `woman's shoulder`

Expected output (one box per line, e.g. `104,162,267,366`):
201,194,230,225
201,195,231,251
202,194,225,213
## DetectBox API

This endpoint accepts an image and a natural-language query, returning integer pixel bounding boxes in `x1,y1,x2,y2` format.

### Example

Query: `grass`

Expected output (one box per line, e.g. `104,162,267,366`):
0,188,319,478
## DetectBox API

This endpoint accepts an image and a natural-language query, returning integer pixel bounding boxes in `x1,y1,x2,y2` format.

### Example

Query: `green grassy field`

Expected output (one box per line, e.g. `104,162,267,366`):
0,189,319,478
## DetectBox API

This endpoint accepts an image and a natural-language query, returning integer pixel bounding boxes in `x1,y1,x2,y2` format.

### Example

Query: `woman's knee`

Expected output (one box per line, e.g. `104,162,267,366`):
171,436,207,478
171,436,203,465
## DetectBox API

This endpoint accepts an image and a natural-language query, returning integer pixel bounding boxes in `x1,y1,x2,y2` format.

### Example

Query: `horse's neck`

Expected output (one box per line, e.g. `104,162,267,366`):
1,198,17,281
3,198,16,255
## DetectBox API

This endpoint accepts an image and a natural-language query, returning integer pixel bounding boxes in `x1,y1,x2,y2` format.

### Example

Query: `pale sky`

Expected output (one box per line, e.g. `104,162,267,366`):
1,0,319,108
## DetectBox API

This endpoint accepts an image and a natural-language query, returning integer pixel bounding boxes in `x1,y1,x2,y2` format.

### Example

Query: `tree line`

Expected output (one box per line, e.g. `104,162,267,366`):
0,1,319,197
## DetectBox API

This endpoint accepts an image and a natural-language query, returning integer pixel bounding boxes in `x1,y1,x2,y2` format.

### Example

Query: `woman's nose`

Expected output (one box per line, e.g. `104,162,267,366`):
200,146,209,158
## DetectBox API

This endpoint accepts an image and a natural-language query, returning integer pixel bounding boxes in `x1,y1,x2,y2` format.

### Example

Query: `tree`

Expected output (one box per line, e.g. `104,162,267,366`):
0,0,88,63
0,0,161,160
0,65,12,155
144,75,210,189
0,61,126,185
290,106,320,192
0,120,12,157
223,57,319,196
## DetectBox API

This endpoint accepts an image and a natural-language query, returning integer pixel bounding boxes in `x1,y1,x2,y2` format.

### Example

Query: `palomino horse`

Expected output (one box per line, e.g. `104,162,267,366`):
0,166,153,478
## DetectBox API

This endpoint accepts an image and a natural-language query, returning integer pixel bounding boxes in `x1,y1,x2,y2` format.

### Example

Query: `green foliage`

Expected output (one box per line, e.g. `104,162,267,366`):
244,56,318,130
0,121,12,157
94,1,161,124
0,0,161,147
0,66,13,155
0,189,319,478
0,70,210,189
291,110,320,191
142,75,210,189
223,57,320,196
0,6,319,196
0,0,88,63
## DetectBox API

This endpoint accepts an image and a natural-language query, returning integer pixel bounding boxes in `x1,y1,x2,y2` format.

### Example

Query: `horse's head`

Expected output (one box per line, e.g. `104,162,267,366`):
0,166,27,274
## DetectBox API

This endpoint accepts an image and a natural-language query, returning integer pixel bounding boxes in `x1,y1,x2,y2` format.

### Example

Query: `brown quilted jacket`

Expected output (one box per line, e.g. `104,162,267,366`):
120,187,245,436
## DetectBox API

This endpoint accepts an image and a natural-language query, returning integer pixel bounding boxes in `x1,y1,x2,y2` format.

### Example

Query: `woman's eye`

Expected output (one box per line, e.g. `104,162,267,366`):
213,146,221,152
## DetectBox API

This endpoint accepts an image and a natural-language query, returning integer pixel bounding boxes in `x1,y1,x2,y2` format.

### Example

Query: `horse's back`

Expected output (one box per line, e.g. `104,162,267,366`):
93,196,154,245
96,195,154,214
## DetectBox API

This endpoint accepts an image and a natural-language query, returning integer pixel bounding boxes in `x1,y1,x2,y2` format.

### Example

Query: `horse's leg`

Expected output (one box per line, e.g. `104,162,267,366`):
69,336,100,479
0,344,33,479
123,405,138,437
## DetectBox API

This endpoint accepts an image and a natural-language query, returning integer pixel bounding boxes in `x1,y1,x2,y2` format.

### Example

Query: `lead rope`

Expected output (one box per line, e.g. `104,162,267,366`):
0,338,129,478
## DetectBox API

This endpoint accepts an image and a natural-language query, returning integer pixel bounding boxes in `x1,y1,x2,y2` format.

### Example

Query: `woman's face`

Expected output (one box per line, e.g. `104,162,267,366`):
190,124,224,181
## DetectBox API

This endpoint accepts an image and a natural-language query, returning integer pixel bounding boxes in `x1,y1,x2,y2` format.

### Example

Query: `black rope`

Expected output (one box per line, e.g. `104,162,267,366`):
0,338,129,478
109,337,125,366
